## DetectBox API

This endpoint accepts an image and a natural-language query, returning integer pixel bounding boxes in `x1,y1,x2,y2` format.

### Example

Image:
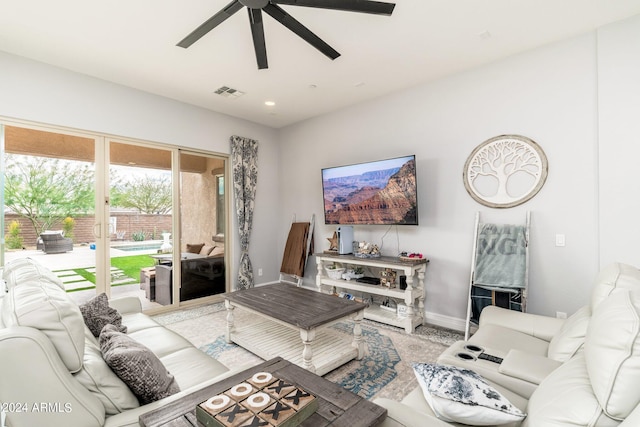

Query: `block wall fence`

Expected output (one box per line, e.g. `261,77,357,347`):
3,212,172,247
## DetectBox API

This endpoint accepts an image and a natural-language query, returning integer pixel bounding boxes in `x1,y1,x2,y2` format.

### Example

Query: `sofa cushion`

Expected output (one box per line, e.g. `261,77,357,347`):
590,262,640,310
209,246,224,257
200,244,215,256
2,257,64,290
1,280,85,373
524,353,608,425
547,305,591,362
186,243,205,254
79,293,127,337
413,363,526,425
586,289,640,420
74,336,139,414
99,324,180,405
159,347,230,390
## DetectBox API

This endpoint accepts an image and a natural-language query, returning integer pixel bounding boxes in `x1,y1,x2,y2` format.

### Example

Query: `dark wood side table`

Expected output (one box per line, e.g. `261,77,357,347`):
139,357,387,427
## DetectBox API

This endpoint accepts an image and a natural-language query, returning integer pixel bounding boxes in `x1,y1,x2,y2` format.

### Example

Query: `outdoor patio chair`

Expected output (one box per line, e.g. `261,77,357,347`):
40,231,73,254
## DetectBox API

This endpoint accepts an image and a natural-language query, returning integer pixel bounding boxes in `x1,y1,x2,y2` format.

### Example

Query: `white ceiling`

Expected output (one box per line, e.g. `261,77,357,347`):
1,1,639,129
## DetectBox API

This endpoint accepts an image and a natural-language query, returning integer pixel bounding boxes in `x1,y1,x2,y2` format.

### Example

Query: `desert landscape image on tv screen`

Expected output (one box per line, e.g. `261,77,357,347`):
322,155,418,225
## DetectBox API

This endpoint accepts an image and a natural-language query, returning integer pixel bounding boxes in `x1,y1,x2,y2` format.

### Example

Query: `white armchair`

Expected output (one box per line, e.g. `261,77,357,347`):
375,262,640,426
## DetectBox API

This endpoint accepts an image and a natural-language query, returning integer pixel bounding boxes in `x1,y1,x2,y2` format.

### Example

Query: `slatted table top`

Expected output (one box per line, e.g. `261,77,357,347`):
225,282,367,330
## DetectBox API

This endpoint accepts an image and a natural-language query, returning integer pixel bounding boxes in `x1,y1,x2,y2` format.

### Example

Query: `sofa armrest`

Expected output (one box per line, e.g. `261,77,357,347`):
374,398,451,427
479,306,565,341
0,326,105,427
109,296,142,314
498,349,563,385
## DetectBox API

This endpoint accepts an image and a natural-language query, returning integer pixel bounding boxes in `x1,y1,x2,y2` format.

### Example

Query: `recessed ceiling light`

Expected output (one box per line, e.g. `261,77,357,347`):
265,101,276,106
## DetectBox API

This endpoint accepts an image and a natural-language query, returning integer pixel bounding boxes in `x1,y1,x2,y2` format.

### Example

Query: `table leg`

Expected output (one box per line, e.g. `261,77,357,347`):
418,268,426,324
352,310,364,360
404,274,417,334
225,299,235,344
300,329,316,373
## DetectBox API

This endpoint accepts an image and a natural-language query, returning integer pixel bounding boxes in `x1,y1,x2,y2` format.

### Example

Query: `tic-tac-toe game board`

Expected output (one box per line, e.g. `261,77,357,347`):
196,372,318,427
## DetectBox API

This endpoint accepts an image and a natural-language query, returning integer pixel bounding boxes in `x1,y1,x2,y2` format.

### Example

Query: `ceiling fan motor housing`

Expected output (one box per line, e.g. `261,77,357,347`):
240,0,269,8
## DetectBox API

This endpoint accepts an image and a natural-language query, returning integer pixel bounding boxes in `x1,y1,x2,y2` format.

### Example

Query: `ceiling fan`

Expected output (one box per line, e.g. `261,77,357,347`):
177,0,396,69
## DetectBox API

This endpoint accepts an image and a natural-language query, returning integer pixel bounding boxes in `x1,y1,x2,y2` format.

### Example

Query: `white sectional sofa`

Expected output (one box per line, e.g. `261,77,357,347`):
0,258,247,427
375,262,640,426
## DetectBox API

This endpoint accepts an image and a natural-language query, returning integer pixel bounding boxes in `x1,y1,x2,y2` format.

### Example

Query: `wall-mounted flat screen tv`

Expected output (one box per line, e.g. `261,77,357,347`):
322,155,418,225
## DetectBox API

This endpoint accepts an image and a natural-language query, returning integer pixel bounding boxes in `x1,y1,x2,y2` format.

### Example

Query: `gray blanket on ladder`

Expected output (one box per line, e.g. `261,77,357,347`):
474,223,527,289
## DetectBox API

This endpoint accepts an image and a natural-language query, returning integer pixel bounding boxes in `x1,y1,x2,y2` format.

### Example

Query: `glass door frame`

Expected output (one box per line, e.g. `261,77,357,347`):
0,117,107,297
176,149,231,308
1,116,230,313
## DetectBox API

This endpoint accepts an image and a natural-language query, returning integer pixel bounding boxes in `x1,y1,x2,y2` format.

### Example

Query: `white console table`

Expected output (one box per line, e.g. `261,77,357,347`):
315,253,428,333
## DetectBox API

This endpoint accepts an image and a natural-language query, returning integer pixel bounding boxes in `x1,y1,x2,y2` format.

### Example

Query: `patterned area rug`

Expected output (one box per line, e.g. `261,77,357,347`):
153,302,463,401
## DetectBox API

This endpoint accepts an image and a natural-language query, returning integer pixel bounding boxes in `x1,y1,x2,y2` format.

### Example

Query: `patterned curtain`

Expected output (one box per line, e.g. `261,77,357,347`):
231,135,259,290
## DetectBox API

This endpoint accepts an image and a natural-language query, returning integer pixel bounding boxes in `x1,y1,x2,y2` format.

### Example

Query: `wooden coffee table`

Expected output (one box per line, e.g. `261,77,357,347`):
139,357,387,427
225,283,366,376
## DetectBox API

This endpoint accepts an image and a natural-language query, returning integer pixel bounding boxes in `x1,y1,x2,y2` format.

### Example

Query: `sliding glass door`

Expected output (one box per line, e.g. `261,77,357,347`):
108,141,174,309
1,124,100,303
2,120,229,312
178,151,228,303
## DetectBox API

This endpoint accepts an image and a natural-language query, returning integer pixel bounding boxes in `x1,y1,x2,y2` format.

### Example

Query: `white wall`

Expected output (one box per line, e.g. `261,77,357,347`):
278,32,601,329
598,14,640,267
0,51,282,290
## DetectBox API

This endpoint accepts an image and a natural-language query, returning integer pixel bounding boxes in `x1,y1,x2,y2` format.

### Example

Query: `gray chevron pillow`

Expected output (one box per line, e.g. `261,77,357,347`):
79,293,127,337
99,324,180,404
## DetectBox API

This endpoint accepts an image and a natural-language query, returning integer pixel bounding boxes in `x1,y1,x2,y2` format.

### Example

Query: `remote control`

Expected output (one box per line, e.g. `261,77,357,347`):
478,353,503,364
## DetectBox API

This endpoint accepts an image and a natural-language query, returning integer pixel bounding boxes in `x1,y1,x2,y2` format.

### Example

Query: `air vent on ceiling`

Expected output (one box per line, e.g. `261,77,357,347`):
214,86,245,99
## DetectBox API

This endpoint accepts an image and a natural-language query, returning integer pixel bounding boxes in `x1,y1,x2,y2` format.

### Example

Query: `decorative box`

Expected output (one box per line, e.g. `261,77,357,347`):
380,268,397,288
196,372,318,427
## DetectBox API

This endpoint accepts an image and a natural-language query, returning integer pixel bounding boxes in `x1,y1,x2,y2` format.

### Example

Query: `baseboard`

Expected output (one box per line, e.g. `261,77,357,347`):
255,280,281,287
424,311,466,333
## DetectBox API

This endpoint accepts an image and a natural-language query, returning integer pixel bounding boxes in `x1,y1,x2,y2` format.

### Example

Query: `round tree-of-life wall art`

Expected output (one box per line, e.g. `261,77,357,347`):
463,134,548,208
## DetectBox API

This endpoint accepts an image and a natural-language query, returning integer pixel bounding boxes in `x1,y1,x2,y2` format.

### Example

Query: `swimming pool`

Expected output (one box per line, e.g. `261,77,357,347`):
111,243,162,252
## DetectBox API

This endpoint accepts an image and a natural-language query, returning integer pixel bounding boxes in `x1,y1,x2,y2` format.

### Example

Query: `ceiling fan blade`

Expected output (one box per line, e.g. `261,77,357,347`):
248,9,269,69
272,0,395,16
177,0,244,48
263,3,340,60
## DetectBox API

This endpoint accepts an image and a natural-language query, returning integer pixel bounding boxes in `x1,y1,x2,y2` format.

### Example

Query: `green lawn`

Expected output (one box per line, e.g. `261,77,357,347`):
67,254,156,288
110,254,156,280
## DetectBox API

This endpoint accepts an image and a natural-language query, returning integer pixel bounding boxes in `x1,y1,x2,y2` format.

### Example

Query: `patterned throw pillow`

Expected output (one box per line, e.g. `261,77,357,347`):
99,324,180,404
79,293,128,337
413,363,526,426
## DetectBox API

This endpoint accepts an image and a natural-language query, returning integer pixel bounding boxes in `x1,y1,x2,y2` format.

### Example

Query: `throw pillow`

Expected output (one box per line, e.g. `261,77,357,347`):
186,243,205,254
200,244,215,256
209,246,224,256
79,293,127,337
99,324,180,404
413,363,526,426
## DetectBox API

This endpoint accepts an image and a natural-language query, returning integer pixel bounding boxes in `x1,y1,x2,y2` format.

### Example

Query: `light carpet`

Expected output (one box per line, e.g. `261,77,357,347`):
152,302,463,401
